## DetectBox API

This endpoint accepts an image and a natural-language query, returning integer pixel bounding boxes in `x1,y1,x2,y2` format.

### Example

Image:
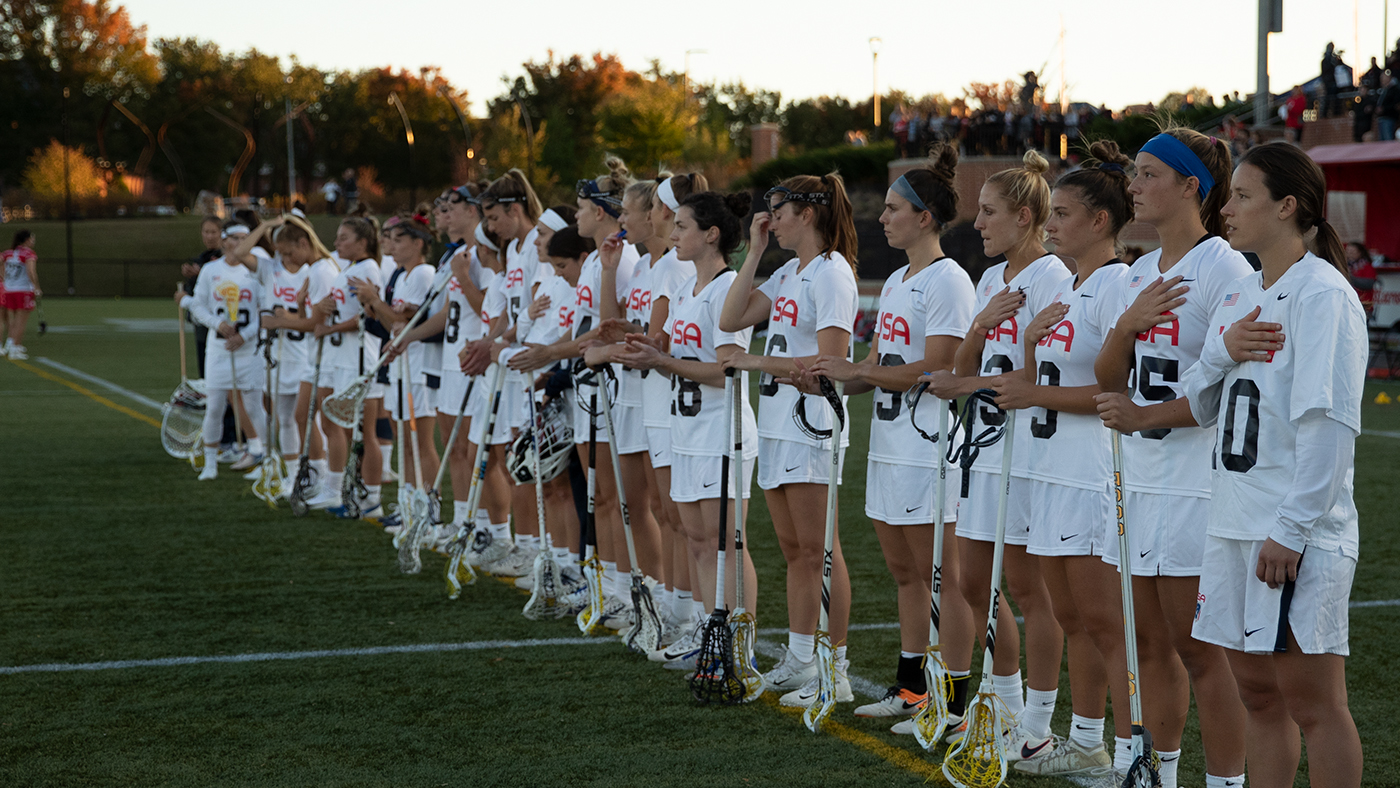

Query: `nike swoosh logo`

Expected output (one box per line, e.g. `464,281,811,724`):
1020,740,1052,759
910,289,924,294
1276,293,1288,300
1079,293,1093,298
703,481,717,488
905,506,921,513
1245,627,1264,637
1060,534,1078,541
784,465,801,473
1177,278,1197,283
1139,550,1151,558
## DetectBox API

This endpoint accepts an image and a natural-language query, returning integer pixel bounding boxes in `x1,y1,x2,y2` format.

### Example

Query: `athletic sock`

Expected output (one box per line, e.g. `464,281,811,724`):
1156,749,1181,788
310,458,329,476
1068,714,1104,750
1113,737,1133,772
453,500,471,525
363,484,381,509
991,672,1025,721
602,561,620,600
381,448,393,477
896,653,926,694
489,521,510,543
203,447,218,466
1206,774,1245,788
948,671,971,717
327,472,344,497
1022,687,1057,739
247,437,265,456
552,545,572,564
514,532,530,548
835,645,848,666
788,631,815,663
692,598,706,620
673,590,694,625
475,510,491,533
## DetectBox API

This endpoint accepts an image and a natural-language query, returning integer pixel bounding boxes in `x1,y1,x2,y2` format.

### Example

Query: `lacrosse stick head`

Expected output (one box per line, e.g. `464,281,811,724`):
1122,728,1162,788
289,460,314,517
395,489,433,574
444,525,478,598
575,556,610,635
188,450,205,472
623,581,664,655
322,379,370,429
522,551,562,620
941,685,1010,788
802,630,839,732
392,486,414,549
340,454,363,519
912,646,954,750
160,400,205,459
729,611,764,703
689,611,742,704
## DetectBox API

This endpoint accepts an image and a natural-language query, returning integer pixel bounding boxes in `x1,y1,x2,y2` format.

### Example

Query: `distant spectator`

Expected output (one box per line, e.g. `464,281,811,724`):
1353,84,1377,142
342,168,359,213
891,105,909,157
321,179,340,215
1284,86,1308,144
1388,39,1400,74
1346,241,1376,314
1377,71,1400,142
844,129,868,146
1362,57,1384,89
1321,43,1342,118
1020,71,1038,110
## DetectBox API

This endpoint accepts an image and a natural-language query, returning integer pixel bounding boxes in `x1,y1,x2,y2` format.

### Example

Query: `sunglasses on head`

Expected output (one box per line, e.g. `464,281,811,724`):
764,186,832,213
576,179,621,202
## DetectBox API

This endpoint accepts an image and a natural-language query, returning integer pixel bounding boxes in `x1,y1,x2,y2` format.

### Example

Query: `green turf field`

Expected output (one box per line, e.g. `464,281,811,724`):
2,298,1397,787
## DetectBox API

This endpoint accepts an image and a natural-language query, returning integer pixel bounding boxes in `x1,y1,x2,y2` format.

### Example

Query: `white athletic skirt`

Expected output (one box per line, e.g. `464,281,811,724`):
436,370,479,418
205,346,262,390
384,382,435,420
956,470,1031,547
610,401,648,454
865,459,957,526
1192,537,1353,656
325,368,384,400
1026,480,1112,558
468,381,514,446
756,437,845,490
647,426,673,469
1100,489,1208,577
671,452,756,503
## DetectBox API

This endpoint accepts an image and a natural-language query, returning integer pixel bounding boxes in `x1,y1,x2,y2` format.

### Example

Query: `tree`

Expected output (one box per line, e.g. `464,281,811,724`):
503,53,633,189
22,139,104,199
599,74,692,173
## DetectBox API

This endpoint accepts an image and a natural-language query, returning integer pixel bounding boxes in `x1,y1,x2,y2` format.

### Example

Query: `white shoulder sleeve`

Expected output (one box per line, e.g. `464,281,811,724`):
1270,409,1356,552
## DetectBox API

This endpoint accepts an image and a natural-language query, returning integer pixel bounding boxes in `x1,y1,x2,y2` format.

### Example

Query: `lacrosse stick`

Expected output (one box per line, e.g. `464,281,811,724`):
906,383,955,749
1113,430,1162,788
395,385,433,573
943,390,1014,788
803,377,846,733
444,362,507,599
417,375,476,556
575,378,610,636
691,367,741,704
37,295,46,335
598,367,662,654
219,283,249,457
322,264,454,429
253,330,287,506
340,319,371,516
523,380,563,620
289,337,325,516
729,368,763,702
391,361,411,547
163,299,207,465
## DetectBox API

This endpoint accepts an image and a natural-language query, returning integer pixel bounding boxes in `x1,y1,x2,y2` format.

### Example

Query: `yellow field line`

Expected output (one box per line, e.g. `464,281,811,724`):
8,358,162,429
762,694,945,783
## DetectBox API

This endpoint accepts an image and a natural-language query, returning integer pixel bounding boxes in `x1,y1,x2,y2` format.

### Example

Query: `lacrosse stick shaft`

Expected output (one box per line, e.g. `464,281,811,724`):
929,397,949,648
731,369,746,610
229,353,246,452
978,410,1015,679
1112,429,1150,757
526,376,548,546
430,376,476,493
299,339,325,463
816,381,844,638
714,372,734,609
264,331,276,458
396,359,407,488
461,364,507,526
598,372,641,579
177,303,189,382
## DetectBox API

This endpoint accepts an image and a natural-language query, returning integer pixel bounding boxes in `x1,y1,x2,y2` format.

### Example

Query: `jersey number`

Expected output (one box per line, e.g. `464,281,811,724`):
1219,378,1260,473
285,306,304,341
979,354,1013,426
873,353,905,422
445,302,461,344
758,334,788,397
672,357,702,417
1030,361,1059,439
1137,355,1178,440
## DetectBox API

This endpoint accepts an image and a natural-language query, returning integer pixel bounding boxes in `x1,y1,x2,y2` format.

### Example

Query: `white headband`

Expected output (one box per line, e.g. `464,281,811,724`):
290,208,306,219
656,178,680,211
221,224,251,238
539,209,568,232
474,223,499,252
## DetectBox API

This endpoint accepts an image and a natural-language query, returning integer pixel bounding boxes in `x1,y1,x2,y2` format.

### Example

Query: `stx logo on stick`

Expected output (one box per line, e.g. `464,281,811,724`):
1038,319,1075,352
879,313,911,343
772,296,799,327
1137,312,1180,345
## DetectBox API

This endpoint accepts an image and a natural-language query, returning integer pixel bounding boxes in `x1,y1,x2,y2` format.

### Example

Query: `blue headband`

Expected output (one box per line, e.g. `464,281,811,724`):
1140,133,1215,201
890,174,931,215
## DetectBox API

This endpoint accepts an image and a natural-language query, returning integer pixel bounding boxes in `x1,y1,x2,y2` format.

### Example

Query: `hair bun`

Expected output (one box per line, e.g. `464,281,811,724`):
723,191,751,219
1086,139,1131,172
1022,150,1050,176
604,155,630,180
925,143,959,185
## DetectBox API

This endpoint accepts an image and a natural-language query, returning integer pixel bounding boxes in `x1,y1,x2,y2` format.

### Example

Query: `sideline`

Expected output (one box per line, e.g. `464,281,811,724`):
36,356,164,410
7,358,161,429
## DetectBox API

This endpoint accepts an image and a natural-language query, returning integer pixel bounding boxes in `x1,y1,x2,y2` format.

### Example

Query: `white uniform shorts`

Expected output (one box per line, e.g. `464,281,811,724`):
468,383,513,446
646,427,673,469
384,382,435,420
671,452,756,503
1101,490,1208,576
324,368,384,400
956,470,1031,547
756,437,845,490
436,370,478,418
1192,537,1353,656
500,376,527,432
865,460,957,525
609,401,649,454
205,348,262,390
1027,480,1112,558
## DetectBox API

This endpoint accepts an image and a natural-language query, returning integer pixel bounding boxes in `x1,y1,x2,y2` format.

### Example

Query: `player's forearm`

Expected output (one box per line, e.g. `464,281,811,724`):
1135,397,1198,431
953,329,987,377
1026,384,1101,415
1094,328,1135,393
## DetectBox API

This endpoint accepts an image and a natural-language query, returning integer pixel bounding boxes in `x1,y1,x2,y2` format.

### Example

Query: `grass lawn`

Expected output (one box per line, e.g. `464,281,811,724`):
1,298,1396,787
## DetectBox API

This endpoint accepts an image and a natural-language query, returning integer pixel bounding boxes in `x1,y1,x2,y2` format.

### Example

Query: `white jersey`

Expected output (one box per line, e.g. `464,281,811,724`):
754,253,859,447
1112,236,1254,497
642,250,697,428
387,263,434,385
524,273,577,347
422,245,464,382
868,259,976,467
967,254,1071,475
379,255,397,288
190,257,261,357
442,246,496,372
573,245,641,344
1183,254,1366,557
259,257,315,383
1025,263,1131,490
503,229,547,327
2,247,35,291
668,270,757,457
325,258,383,373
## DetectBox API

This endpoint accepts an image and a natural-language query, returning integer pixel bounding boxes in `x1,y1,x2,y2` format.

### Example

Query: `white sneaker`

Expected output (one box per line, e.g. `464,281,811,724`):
652,617,703,664
8,345,27,360
514,573,535,591
197,463,218,481
484,545,536,577
778,660,855,707
242,466,263,480
763,645,818,693
890,711,966,740
1013,736,1109,775
1005,726,1057,763
853,685,928,718
230,452,262,471
599,598,633,631
465,528,511,567
216,447,241,464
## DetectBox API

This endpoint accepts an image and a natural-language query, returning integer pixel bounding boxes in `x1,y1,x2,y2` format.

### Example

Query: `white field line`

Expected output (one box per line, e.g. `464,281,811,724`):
5,601,1396,676
1361,428,1400,439
36,357,163,410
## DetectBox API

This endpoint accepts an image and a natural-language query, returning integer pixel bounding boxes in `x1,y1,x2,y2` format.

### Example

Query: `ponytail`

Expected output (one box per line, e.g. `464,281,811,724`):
774,171,859,270
1238,142,1348,275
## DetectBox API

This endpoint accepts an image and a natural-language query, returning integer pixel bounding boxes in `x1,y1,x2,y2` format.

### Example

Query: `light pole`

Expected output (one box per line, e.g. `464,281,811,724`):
869,38,882,127
388,92,416,208
284,76,296,210
62,86,74,294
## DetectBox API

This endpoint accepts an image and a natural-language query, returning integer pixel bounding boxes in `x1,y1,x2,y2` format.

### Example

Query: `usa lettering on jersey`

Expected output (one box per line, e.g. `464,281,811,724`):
772,296,798,326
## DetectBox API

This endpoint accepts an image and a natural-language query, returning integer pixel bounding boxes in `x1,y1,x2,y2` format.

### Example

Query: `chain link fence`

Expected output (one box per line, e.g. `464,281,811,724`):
36,259,189,298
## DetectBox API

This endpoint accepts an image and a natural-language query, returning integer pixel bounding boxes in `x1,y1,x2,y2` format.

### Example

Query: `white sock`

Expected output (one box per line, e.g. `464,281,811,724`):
1068,714,1104,750
691,598,706,620
788,631,815,663
514,531,530,548
1156,749,1181,788
327,472,344,496
1022,687,1057,739
363,484,381,507
247,437,264,455
991,672,1025,721
602,561,619,598
475,510,491,531
381,448,393,476
900,650,922,660
1114,736,1133,772
310,458,329,475
673,590,693,623
835,645,848,666
489,521,510,541
552,545,571,563
453,500,471,525
1206,774,1245,788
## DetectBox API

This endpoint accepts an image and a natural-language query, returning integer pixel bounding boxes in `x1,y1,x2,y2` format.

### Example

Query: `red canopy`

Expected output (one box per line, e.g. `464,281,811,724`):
1309,142,1400,260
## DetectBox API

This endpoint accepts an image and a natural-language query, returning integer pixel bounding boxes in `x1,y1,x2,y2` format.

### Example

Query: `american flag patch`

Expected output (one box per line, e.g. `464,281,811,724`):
1129,275,1144,288
1223,293,1239,307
